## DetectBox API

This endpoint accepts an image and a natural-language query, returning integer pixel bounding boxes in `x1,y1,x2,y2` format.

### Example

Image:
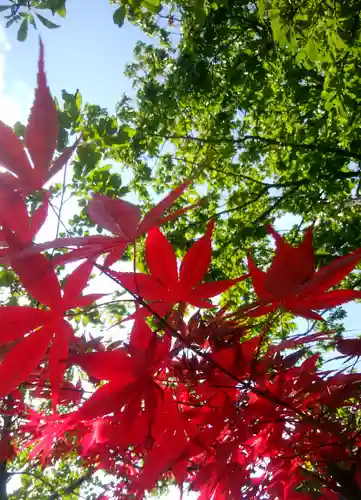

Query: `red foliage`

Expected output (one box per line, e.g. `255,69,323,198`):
0,41,76,194
2,41,361,500
110,222,247,316
29,179,196,267
0,259,103,408
247,225,361,320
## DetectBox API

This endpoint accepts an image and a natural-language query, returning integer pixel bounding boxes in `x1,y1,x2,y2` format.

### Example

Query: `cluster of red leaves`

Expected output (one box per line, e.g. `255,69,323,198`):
2,43,361,500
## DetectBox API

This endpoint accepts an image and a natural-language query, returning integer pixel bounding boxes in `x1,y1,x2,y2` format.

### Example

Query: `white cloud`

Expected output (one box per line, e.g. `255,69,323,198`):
0,25,10,52
0,26,32,126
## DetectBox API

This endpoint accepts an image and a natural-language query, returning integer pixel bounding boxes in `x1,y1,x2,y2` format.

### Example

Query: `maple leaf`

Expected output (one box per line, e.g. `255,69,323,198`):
67,319,170,422
32,379,83,406
27,180,195,267
189,445,250,500
266,331,333,357
0,40,77,194
336,338,361,357
0,188,49,262
0,260,103,408
246,225,361,320
60,322,191,492
110,221,247,314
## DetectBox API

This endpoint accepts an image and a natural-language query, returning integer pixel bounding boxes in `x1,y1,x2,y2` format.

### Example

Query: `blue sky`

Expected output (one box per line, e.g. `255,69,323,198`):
0,0,148,115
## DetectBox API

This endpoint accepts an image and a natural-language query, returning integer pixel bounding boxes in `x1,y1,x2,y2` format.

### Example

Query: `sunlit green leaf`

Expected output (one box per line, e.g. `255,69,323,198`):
36,13,60,29
113,5,126,27
17,17,28,41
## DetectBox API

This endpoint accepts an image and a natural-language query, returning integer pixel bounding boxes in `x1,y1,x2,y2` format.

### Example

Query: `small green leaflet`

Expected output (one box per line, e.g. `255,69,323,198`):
113,6,126,27
5,18,15,29
36,13,60,29
17,18,28,42
141,0,161,14
56,6,67,18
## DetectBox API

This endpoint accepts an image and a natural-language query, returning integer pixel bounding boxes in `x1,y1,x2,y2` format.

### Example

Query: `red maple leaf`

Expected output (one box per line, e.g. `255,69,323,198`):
67,319,170,421
110,221,247,314
189,445,251,500
336,338,361,357
246,225,361,320
24,180,196,267
0,188,49,261
0,259,103,408
0,40,76,195
67,320,197,496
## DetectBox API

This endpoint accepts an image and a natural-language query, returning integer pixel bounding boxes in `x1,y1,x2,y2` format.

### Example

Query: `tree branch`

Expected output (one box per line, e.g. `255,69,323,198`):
157,133,361,162
253,186,299,225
